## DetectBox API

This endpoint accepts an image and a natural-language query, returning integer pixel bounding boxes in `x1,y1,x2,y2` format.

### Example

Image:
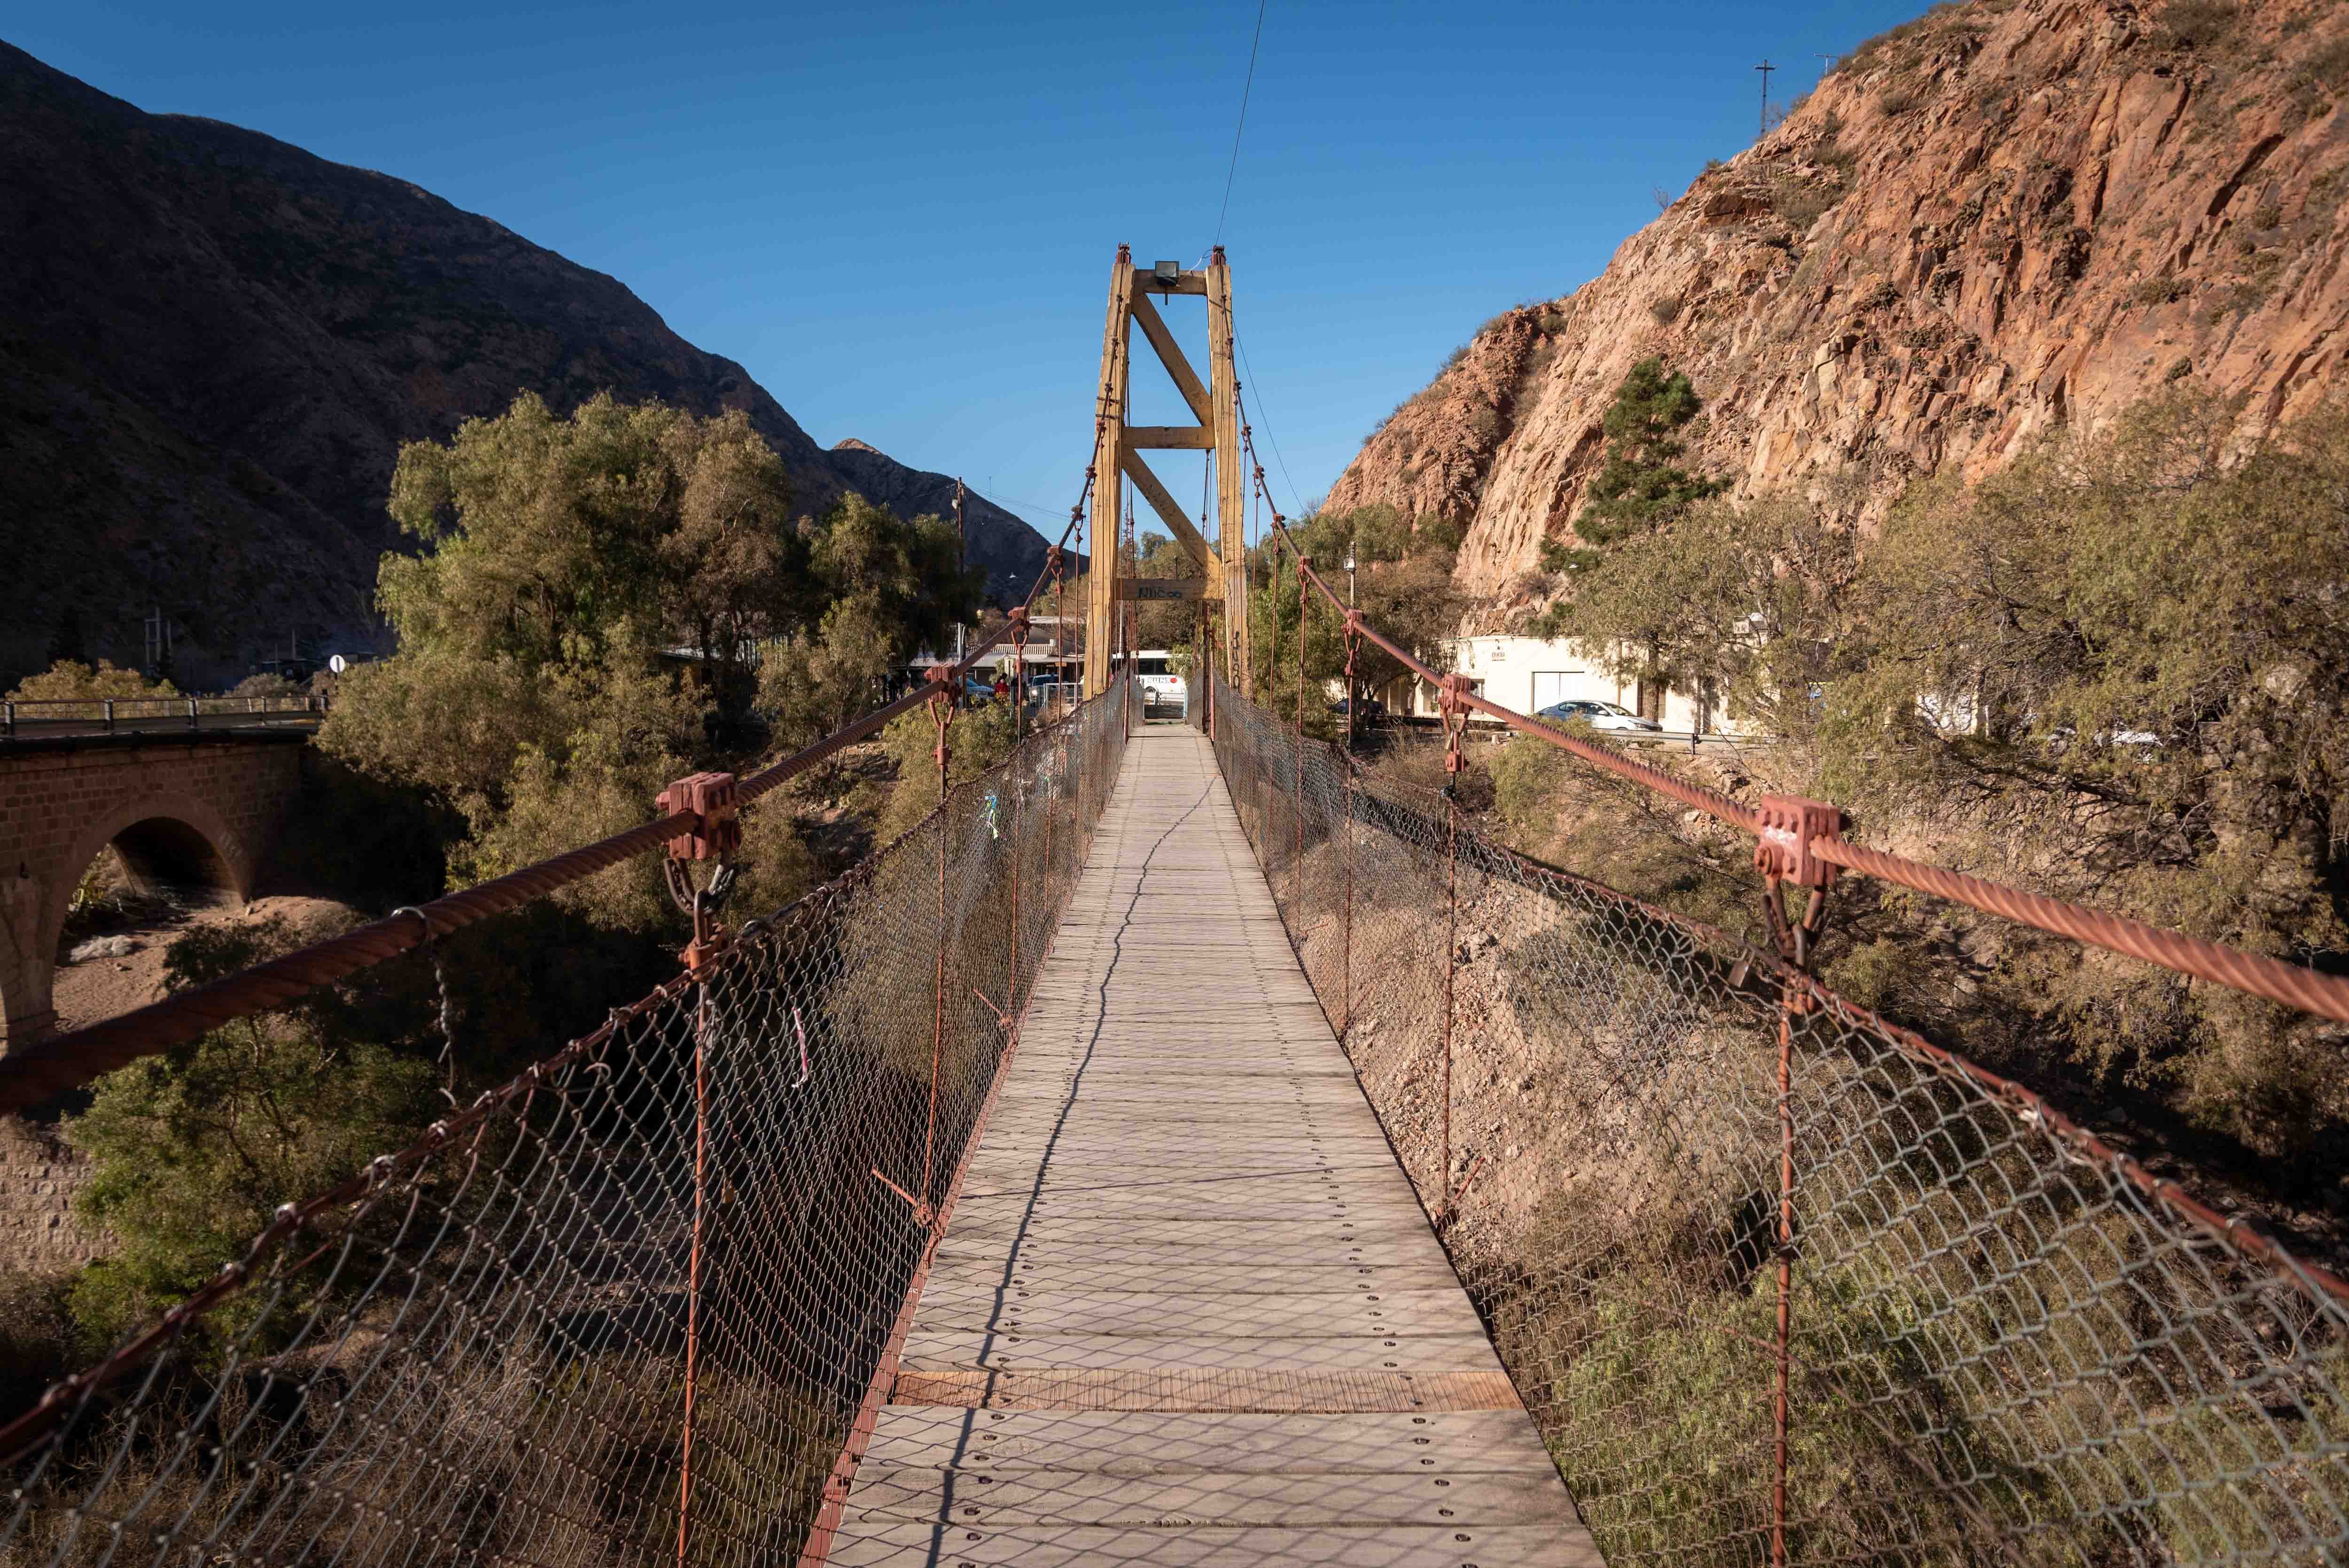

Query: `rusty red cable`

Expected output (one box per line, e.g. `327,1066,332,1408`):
0,471,1103,1117
0,965,697,1467
1233,427,2349,1028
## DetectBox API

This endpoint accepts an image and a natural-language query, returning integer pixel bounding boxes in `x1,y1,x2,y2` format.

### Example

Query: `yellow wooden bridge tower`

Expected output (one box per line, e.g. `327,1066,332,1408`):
1081,244,1250,699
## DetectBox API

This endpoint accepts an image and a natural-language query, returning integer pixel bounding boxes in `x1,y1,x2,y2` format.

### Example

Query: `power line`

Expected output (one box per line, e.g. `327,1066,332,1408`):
964,481,1066,521
1211,0,1269,248
1234,334,1308,519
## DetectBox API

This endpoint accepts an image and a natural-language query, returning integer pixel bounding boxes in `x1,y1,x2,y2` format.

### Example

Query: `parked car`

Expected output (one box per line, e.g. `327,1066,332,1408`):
1535,698,1661,734
1328,695,1386,720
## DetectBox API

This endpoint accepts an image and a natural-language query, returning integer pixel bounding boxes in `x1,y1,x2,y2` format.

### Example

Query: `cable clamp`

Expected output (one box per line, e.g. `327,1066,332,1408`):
657,772,740,863
1753,795,1845,889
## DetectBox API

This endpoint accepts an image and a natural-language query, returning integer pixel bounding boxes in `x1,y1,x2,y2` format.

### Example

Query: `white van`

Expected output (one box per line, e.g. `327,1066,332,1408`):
1133,651,1186,714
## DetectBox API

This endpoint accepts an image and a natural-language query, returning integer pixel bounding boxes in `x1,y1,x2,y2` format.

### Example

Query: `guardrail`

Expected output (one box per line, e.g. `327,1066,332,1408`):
0,694,325,739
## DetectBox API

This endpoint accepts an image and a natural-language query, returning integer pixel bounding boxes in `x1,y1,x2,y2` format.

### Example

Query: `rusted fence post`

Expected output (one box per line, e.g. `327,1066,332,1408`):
679,979,710,1568
1751,794,1843,1568
924,674,955,1215
1438,679,1469,1217
1041,600,1060,923
653,771,740,1568
1340,612,1360,1035
1292,554,1308,918
1008,663,1025,1024
1770,976,1795,1568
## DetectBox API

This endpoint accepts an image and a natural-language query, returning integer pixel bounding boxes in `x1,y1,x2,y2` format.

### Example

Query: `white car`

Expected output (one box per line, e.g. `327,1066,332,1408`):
1135,651,1186,713
1535,698,1661,733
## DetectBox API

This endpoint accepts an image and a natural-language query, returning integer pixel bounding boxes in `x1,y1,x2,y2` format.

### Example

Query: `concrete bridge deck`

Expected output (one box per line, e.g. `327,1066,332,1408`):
836,725,1599,1566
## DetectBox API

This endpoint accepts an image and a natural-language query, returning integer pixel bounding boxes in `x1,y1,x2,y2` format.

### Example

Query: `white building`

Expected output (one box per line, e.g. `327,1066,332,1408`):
1399,635,1748,737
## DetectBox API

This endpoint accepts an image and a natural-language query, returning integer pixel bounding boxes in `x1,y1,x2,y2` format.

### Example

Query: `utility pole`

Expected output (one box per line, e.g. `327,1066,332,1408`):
1756,60,1776,136
1816,53,1836,82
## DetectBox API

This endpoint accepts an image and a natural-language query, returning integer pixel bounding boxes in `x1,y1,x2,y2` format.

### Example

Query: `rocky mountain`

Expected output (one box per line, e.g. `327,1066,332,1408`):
1326,0,2349,605
0,42,1056,688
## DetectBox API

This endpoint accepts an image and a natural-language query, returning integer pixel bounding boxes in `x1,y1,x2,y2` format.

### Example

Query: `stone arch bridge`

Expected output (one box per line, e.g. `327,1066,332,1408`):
0,732,306,1050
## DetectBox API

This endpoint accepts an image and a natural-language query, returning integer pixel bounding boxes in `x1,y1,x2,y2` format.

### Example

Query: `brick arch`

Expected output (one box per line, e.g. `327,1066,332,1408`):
39,795,255,965
0,735,303,1049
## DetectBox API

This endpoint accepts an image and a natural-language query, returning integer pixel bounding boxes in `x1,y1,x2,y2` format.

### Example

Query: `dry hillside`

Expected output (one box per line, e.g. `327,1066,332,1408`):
0,43,1058,688
1326,0,2349,606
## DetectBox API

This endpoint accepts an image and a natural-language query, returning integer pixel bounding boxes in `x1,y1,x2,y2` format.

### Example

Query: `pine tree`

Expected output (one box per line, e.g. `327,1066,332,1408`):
1575,359,1725,545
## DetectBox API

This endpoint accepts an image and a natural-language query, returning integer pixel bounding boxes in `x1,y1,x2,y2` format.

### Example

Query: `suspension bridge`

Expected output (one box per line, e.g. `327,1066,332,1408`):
1,251,2345,1568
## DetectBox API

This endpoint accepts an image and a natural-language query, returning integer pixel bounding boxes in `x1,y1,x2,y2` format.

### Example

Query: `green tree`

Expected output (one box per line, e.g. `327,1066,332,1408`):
65,918,440,1346
1574,359,1725,546
1544,491,1858,735
6,658,178,703
754,492,987,746
871,698,1018,849
323,396,953,932
378,391,805,705
1243,505,1461,733
1130,531,1204,653
1823,388,2349,1153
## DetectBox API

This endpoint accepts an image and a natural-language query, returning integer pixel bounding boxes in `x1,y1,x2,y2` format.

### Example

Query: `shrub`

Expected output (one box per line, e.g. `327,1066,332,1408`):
2295,34,2349,100
2157,0,2240,48
1770,179,1836,233
65,917,442,1347
0,1266,78,1409
1648,296,1683,326
1538,538,1598,576
872,699,1018,850
1489,732,1577,844
5,658,176,706
1821,389,2349,1157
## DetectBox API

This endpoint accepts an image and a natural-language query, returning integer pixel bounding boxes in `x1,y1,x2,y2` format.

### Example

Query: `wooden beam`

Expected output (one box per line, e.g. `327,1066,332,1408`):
1207,253,1248,693
1086,249,1135,697
1117,446,1222,592
1128,293,1213,426
1114,578,1208,602
1129,270,1209,296
1127,424,1213,450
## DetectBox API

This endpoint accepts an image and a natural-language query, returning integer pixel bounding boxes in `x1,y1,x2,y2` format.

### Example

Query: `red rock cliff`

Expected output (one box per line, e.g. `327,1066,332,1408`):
1324,0,2349,605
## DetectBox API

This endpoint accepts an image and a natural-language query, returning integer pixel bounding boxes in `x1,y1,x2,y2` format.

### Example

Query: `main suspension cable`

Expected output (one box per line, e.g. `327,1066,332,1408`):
1228,384,2349,1027
0,465,1104,1117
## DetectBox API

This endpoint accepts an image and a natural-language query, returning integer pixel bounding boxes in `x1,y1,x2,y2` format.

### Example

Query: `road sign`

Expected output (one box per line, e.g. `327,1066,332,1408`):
328,655,348,674
1114,578,1206,602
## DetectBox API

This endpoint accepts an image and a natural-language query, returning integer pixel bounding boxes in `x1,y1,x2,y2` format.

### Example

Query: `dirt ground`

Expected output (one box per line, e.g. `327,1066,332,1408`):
50,894,363,1034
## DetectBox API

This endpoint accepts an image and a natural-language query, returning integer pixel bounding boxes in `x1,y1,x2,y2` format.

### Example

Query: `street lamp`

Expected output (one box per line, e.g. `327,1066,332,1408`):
1344,546,1358,748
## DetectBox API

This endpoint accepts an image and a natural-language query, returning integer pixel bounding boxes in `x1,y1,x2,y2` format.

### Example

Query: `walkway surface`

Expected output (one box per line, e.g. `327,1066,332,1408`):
836,725,1599,1566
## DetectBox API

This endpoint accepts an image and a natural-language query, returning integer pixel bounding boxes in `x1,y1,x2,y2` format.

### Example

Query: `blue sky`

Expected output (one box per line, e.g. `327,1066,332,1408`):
15,0,1921,535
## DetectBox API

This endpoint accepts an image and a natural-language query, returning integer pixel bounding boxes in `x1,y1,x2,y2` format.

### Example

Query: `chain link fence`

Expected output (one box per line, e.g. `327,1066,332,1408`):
1208,671,2349,1568
0,680,1135,1568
